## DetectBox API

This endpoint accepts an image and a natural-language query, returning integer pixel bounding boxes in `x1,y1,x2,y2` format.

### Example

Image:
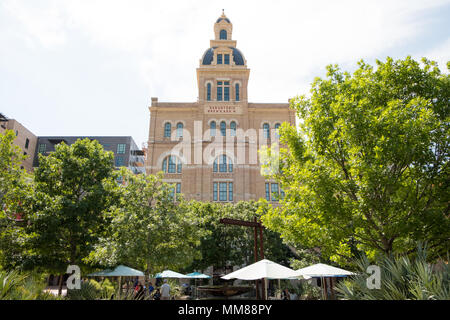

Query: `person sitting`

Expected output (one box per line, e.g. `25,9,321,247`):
153,288,161,300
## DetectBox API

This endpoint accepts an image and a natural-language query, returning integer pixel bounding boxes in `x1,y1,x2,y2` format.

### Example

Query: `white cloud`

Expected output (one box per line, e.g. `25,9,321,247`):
0,0,449,145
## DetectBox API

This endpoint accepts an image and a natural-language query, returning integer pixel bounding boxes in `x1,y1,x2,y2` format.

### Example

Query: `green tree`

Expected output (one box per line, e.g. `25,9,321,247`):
87,170,207,278
25,138,119,288
187,201,295,272
0,130,32,269
261,57,449,264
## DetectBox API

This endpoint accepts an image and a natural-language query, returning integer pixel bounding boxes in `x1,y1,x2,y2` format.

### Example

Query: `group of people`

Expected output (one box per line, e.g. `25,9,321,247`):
132,278,171,300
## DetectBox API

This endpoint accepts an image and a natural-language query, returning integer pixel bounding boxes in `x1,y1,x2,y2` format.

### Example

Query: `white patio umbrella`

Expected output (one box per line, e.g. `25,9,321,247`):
221,259,303,300
294,263,355,278
155,270,188,278
295,263,355,300
222,259,300,280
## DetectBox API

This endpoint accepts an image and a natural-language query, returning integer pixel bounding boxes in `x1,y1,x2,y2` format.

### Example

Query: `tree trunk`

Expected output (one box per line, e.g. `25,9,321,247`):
58,274,63,296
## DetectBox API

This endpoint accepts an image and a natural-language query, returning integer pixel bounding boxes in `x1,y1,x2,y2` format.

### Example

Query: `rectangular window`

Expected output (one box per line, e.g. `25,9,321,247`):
176,183,181,194
217,54,223,64
219,155,227,172
217,86,223,101
224,54,230,64
213,182,218,201
117,143,126,154
169,187,175,200
229,182,233,201
102,144,111,150
25,138,30,149
235,84,240,101
115,156,124,167
207,84,211,101
265,183,270,201
168,156,176,173
271,183,279,201
219,182,227,201
177,162,182,173
224,87,230,101
38,143,46,154
280,188,285,200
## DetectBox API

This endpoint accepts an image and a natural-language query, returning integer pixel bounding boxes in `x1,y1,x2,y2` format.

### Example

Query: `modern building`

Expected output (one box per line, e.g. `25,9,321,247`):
0,113,38,172
33,136,145,174
146,13,296,203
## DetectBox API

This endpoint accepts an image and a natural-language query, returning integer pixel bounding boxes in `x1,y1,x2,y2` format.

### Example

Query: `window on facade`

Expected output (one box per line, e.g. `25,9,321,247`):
263,123,270,139
213,182,218,201
223,81,230,101
220,29,227,40
210,121,216,137
265,183,285,202
115,156,125,167
217,81,223,101
224,54,230,65
38,143,46,154
176,123,183,138
25,138,30,149
220,121,226,136
229,182,233,201
219,182,227,201
213,182,233,202
217,81,230,101
117,143,126,154
275,123,281,139
217,54,223,64
235,83,240,101
207,83,211,101
162,156,182,173
169,182,181,201
164,123,171,137
230,121,236,136
213,155,233,173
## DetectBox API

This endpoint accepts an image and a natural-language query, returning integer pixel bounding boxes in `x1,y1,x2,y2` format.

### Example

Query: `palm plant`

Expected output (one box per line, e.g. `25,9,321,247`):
0,270,62,300
335,246,449,300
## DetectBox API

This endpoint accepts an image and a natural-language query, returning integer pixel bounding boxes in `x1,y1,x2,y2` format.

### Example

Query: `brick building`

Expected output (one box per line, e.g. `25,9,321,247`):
0,113,37,172
146,13,296,203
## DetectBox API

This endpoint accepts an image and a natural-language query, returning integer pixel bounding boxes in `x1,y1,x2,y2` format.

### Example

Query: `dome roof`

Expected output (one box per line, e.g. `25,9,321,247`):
216,17,231,23
201,47,245,66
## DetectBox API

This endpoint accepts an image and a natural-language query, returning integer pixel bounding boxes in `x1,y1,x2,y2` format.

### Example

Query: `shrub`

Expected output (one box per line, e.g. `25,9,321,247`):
335,247,449,300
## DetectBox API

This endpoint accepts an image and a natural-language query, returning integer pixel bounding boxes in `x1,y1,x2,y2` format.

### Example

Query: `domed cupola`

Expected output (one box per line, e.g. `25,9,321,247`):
214,10,232,41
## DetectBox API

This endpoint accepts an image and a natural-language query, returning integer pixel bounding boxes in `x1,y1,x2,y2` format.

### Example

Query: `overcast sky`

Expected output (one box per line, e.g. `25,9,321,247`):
1,0,449,147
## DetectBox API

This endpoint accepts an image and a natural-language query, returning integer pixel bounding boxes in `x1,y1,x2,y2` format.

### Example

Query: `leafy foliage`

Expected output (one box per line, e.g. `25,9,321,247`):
25,138,120,274
187,201,295,272
335,247,450,300
261,57,450,264
87,170,207,276
0,270,61,300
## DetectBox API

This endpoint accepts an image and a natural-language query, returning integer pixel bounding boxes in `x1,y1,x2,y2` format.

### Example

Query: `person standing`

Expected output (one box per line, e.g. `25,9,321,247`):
160,279,171,300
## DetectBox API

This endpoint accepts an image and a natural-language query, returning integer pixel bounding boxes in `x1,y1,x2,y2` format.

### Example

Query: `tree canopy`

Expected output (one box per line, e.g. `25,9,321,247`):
261,57,449,264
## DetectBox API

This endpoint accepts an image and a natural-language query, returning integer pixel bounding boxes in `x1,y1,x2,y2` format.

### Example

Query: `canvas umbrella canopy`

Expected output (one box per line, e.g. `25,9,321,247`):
294,263,355,278
221,259,302,300
87,265,144,277
186,272,211,279
155,270,188,278
295,263,355,300
222,259,300,280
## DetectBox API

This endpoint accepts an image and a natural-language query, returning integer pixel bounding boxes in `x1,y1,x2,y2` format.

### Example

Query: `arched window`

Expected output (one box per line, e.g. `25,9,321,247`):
162,155,182,173
263,123,270,139
210,121,216,137
207,83,211,101
164,123,171,137
213,155,233,173
220,29,227,40
275,123,281,139
220,121,226,136
176,123,183,138
230,121,236,136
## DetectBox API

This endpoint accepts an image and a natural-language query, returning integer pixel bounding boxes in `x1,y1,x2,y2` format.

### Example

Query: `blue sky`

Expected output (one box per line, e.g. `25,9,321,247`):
1,0,449,147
